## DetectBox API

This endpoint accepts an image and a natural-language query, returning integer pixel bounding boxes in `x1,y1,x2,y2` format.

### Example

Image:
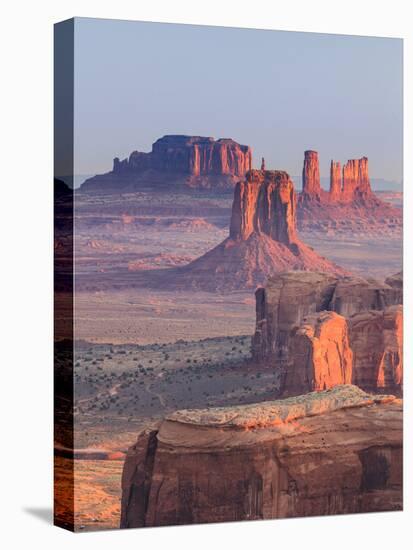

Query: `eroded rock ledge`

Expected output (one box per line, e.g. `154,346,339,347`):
252,271,403,395
120,385,402,528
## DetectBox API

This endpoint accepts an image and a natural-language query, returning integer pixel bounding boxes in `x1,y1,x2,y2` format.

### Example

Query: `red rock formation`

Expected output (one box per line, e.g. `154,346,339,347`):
229,170,297,246
120,386,402,528
297,152,401,235
341,157,372,202
350,306,403,393
329,276,399,316
284,311,352,396
82,135,252,191
162,172,346,291
252,271,403,395
329,160,342,201
302,150,321,199
252,271,338,363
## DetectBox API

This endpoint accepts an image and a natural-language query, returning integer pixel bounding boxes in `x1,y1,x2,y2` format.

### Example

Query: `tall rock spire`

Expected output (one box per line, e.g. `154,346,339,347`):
229,170,298,247
341,157,371,202
302,150,321,199
329,160,342,201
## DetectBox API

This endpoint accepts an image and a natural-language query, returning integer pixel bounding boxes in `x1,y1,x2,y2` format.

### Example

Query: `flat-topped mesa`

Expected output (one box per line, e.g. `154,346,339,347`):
329,160,342,201
120,385,402,527
82,135,252,191
341,156,372,202
113,135,252,177
229,170,298,248
302,150,321,199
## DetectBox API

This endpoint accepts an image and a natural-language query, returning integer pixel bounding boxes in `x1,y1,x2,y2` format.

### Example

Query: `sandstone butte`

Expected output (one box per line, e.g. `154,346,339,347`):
120,385,402,528
252,271,403,396
81,135,252,191
160,169,347,291
297,151,401,233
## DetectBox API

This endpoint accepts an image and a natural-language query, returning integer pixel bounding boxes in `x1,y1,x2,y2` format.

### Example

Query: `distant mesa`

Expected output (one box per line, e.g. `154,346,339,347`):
297,150,402,233
81,135,252,191
159,169,347,291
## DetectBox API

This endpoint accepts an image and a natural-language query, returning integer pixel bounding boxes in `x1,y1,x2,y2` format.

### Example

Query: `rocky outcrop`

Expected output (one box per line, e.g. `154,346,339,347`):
284,311,352,395
329,160,342,201
341,157,372,202
252,271,338,362
160,171,346,291
252,271,403,395
297,151,402,235
302,150,321,199
350,306,403,394
120,385,402,528
329,275,400,316
82,135,252,191
229,170,297,245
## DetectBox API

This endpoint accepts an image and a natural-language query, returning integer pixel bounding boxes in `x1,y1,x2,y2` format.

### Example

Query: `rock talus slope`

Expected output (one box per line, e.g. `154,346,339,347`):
164,171,346,291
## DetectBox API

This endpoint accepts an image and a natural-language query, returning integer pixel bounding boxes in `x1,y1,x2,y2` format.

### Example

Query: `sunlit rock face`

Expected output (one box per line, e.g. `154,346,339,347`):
161,172,346,292
82,135,252,191
302,150,321,199
120,386,402,528
229,170,298,246
297,151,401,235
284,311,353,395
341,157,372,201
329,160,342,201
252,271,403,395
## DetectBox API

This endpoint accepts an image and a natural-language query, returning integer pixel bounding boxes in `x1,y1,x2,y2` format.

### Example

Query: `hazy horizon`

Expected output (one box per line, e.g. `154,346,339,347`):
73,18,403,184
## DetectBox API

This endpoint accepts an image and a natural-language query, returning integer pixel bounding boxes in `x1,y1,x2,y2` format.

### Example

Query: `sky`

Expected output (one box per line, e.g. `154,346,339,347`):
74,17,403,184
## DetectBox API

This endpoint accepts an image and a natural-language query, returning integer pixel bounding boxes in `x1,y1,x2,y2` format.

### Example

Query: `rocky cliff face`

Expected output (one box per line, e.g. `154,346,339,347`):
341,157,372,202
350,306,403,393
120,385,402,528
252,271,403,395
285,311,353,395
297,151,401,235
82,135,252,191
229,170,297,245
302,150,321,199
160,171,346,291
329,160,342,201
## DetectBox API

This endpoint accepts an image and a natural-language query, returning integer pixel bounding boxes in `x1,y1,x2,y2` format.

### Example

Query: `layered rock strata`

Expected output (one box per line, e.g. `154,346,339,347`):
252,271,403,395
297,151,401,234
120,385,402,528
82,135,252,191
302,150,321,199
350,306,403,393
285,311,353,395
329,160,342,201
164,171,346,291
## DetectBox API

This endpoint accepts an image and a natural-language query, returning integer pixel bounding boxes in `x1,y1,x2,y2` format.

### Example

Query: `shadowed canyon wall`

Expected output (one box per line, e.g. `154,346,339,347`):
121,386,402,528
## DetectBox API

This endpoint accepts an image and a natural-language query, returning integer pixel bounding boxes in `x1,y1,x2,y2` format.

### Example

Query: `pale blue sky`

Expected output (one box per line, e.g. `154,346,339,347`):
74,18,402,183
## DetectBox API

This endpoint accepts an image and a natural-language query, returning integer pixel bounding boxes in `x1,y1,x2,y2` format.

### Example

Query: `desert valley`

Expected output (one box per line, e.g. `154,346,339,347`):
55,135,403,530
